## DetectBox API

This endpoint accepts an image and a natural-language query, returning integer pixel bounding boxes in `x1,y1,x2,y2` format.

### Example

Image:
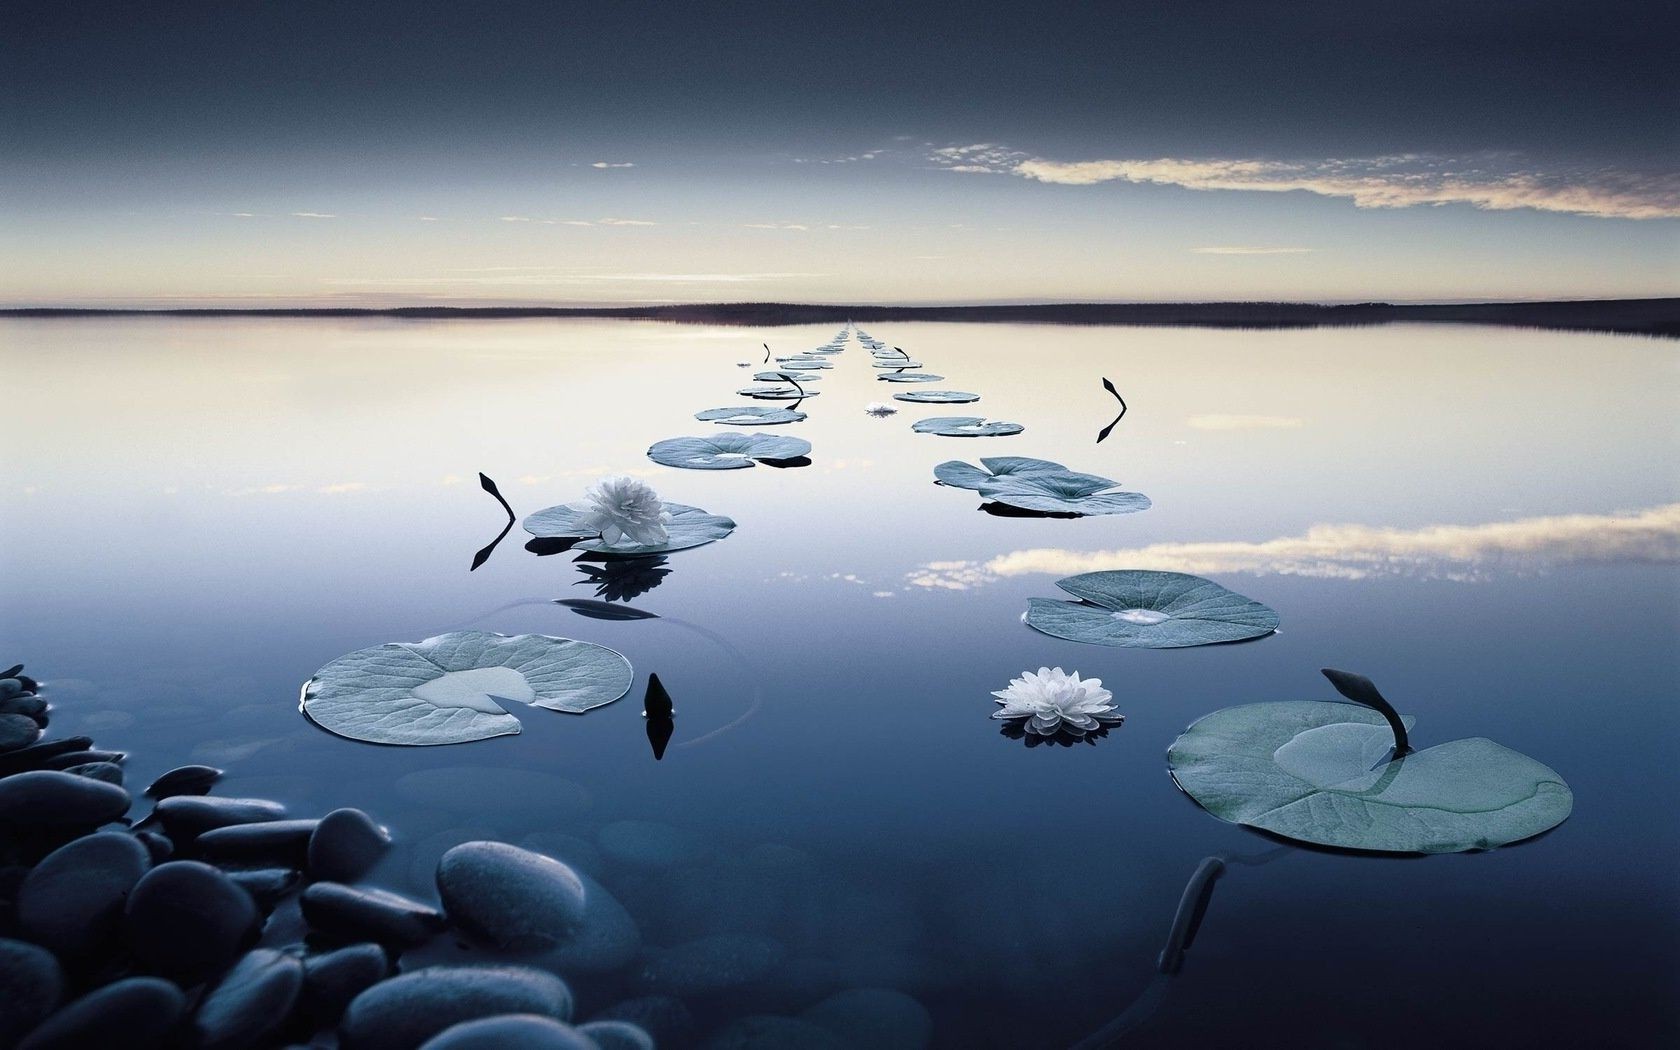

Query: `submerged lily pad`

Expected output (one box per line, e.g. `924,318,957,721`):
302,631,633,745
1026,571,1278,648
648,432,811,470
876,373,944,383
1167,670,1574,853
912,416,1024,438
695,406,807,426
737,385,821,401
524,502,736,554
893,390,980,404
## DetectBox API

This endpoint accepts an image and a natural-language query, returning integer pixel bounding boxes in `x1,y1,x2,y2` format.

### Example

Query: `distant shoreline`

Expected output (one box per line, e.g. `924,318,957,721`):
3,298,1676,337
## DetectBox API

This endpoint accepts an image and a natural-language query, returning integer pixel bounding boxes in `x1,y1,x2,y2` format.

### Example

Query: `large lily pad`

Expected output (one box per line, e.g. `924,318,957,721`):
935,457,1149,515
737,385,820,401
876,373,944,383
301,631,633,745
934,456,1067,490
1166,671,1574,853
893,390,980,404
695,406,807,426
912,416,1024,438
524,501,736,553
1026,571,1278,648
872,360,923,370
753,370,822,383
648,432,811,470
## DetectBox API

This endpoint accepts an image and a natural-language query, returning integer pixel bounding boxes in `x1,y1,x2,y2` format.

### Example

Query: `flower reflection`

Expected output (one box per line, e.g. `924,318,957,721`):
574,555,672,602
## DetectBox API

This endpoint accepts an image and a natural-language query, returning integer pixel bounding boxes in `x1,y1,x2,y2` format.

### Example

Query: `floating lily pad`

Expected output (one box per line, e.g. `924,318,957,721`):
301,631,633,745
912,416,1024,438
1166,670,1574,853
753,371,822,383
933,456,1067,490
1026,571,1277,648
776,358,833,368
893,390,980,404
695,406,807,426
648,432,812,470
934,457,1148,515
876,373,944,383
872,361,923,370
737,385,821,401
524,502,736,554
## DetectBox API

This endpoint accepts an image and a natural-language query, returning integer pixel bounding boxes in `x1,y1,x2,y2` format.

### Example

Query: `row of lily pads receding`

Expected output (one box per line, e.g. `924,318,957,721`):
300,325,1572,856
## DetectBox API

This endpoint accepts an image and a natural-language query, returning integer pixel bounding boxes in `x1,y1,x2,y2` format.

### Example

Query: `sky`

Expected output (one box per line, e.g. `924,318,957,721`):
3,0,1677,306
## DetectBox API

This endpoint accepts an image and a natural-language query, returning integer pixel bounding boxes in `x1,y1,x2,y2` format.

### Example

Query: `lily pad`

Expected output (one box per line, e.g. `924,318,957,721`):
737,385,821,401
871,360,923,370
776,358,833,368
876,373,944,383
935,458,1148,515
648,432,812,470
1166,670,1574,853
893,390,980,404
525,502,736,553
912,416,1024,438
695,406,807,426
301,631,633,745
1026,571,1278,648
753,371,822,383
934,456,1067,490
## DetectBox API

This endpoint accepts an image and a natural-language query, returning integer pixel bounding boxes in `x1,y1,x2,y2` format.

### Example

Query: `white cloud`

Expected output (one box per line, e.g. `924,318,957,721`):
908,504,1680,586
291,211,336,219
597,217,657,226
1186,414,1305,431
1192,246,1314,255
928,145,1680,220
744,222,810,231
591,161,636,169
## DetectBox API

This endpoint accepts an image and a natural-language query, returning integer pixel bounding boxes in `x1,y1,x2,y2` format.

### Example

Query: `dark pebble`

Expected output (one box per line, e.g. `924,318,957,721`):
39,749,124,771
154,795,286,839
135,831,174,863
227,867,302,910
144,764,223,800
299,882,444,950
435,841,587,951
340,966,574,1050
198,819,320,865
0,771,131,829
15,975,185,1050
0,694,47,721
0,737,92,777
308,808,391,882
61,762,124,786
0,713,42,753
17,832,151,963
124,861,259,981
0,937,65,1048
298,942,388,1025
591,996,695,1048
577,1020,656,1050
417,1015,598,1050
192,948,304,1050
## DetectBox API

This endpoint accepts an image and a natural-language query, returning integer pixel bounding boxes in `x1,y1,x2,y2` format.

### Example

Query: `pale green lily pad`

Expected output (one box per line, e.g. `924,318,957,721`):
302,631,633,745
754,370,822,383
912,416,1024,438
934,457,1149,515
893,390,980,404
523,501,736,553
776,357,833,368
1167,683,1574,853
648,432,811,470
934,456,1067,489
695,406,807,425
877,373,944,383
737,385,821,401
872,360,923,370
1026,570,1278,647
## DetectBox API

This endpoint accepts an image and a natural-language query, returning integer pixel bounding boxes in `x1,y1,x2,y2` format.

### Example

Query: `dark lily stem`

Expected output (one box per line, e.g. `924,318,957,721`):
1097,377,1128,443
470,472,518,571
893,345,910,360
1321,668,1411,756
763,342,771,364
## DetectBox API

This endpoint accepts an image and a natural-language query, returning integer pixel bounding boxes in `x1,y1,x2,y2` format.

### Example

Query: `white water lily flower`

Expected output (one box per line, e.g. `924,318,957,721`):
571,475,672,547
991,666,1123,737
865,402,898,417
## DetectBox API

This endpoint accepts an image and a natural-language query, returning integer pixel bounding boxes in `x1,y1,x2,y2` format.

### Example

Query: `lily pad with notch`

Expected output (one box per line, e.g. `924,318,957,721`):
753,371,822,383
935,458,1149,515
1026,570,1277,648
695,406,807,426
912,416,1024,438
647,432,812,471
934,455,1068,490
872,360,923,370
301,631,634,745
1166,669,1574,853
524,501,736,554
893,390,980,404
737,384,820,401
876,372,944,383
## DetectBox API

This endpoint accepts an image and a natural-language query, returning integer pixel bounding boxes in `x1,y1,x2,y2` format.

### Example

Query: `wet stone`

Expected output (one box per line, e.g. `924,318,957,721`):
124,861,259,981
0,937,65,1049
61,761,124,786
435,841,587,951
589,996,695,1049
300,882,445,950
802,988,934,1050
15,976,185,1050
39,749,124,771
198,819,320,865
154,795,286,839
192,948,304,1050
0,770,131,829
417,1015,599,1050
0,737,92,777
298,942,389,1025
227,867,302,911
0,712,40,752
308,808,391,882
134,830,174,863
17,831,151,963
0,694,47,720
338,965,574,1050
578,1020,656,1050
144,764,223,800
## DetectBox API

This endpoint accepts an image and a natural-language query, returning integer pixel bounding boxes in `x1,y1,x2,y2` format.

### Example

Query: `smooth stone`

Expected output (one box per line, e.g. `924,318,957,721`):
144,764,223,800
590,996,695,1048
124,861,259,981
300,883,444,949
802,988,934,1050
395,768,591,820
192,948,304,1050
635,934,785,998
154,796,286,838
299,942,389,1025
699,1016,848,1050
16,976,186,1050
39,749,124,770
0,737,92,777
436,842,587,951
309,808,391,882
135,831,174,863
0,678,22,698
198,819,320,864
62,761,124,786
339,966,574,1050
227,868,302,910
578,1020,655,1050
0,771,131,828
0,938,65,1048
406,827,498,891
0,695,47,720
417,1015,598,1050
0,713,39,752
597,820,707,872
17,832,152,962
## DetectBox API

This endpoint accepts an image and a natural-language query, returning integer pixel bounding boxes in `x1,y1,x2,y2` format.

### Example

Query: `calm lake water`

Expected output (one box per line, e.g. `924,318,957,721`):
3,317,1677,1047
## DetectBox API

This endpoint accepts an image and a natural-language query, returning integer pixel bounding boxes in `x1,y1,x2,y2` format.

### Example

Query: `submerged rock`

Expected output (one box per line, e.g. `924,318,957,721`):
436,842,587,950
192,948,304,1050
589,996,695,1049
198,819,320,865
598,820,708,872
299,942,389,1025
124,861,259,981
417,1015,598,1050
802,988,934,1050
17,831,151,963
339,965,574,1050
61,761,124,786
309,807,391,882
699,1015,849,1050
635,934,785,998
0,938,65,1048
578,1020,656,1050
154,795,286,839
300,882,445,950
39,749,125,771
0,737,92,777
0,770,130,829
14,976,185,1050
226,867,302,911
143,764,223,800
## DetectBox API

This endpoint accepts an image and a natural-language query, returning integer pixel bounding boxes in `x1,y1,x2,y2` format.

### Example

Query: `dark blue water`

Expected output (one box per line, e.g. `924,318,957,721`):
3,317,1676,1047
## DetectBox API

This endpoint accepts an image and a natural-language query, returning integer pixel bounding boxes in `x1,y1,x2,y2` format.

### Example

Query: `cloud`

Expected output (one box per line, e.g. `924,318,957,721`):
907,504,1680,586
323,271,826,288
596,217,657,226
317,482,369,494
927,145,1680,220
744,222,810,231
1192,246,1314,255
290,211,336,218
591,161,636,168
1185,414,1305,431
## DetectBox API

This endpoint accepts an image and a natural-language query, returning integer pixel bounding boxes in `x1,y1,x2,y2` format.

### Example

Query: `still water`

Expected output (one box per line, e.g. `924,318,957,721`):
3,317,1677,1047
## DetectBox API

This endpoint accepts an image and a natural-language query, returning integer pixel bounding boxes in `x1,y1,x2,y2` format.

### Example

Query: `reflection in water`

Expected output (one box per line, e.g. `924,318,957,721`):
759,455,812,470
643,672,674,761
1096,377,1128,444
573,555,671,602
998,718,1117,747
554,598,659,621
978,501,1081,520
469,472,517,571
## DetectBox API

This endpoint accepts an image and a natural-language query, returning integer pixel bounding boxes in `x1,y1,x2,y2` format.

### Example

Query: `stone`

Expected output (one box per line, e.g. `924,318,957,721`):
197,819,320,865
154,795,286,838
299,942,388,1025
192,948,304,1050
0,938,65,1048
0,737,92,777
124,861,259,981
435,842,587,951
15,976,185,1050
802,988,934,1050
338,966,574,1050
308,808,391,882
417,1015,598,1049
61,761,123,786
300,883,444,950
589,996,694,1048
17,831,151,963
0,770,130,828
0,712,40,752
143,764,222,799
226,868,302,910
577,1020,655,1050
